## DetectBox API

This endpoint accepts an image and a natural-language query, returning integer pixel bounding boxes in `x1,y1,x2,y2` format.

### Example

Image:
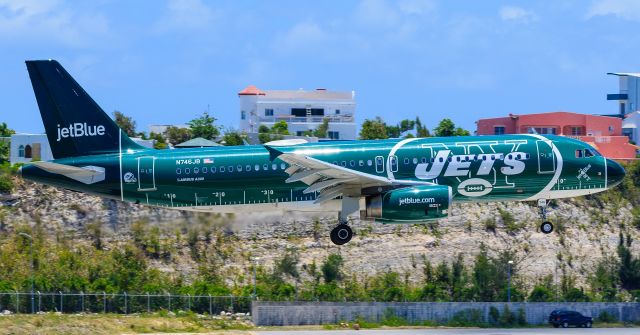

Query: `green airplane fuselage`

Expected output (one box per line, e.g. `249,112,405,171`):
21,133,624,219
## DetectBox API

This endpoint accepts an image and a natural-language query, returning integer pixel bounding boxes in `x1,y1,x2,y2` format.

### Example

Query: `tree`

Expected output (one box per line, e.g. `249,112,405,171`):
113,111,136,137
0,122,14,164
360,117,388,140
149,132,168,149
433,118,470,137
415,117,430,137
313,118,330,138
271,121,290,135
618,233,640,291
165,126,192,146
221,131,245,146
188,111,220,140
321,254,344,283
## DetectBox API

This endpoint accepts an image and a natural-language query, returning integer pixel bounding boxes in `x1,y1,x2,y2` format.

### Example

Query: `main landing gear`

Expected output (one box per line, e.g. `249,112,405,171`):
538,199,554,234
330,221,353,245
330,196,358,245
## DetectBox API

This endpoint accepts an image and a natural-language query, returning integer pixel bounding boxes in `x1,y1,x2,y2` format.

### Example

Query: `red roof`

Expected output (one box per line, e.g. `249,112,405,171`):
238,85,265,96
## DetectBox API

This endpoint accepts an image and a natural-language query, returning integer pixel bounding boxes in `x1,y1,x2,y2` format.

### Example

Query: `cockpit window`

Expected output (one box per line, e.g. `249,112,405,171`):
575,149,584,158
584,148,595,157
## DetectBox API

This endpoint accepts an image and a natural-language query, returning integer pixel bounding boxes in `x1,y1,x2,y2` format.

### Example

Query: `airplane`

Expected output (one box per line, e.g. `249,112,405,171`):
19,60,626,245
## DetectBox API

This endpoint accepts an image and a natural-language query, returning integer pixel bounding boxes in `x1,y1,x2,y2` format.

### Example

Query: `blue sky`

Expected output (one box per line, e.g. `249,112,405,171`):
2,0,640,135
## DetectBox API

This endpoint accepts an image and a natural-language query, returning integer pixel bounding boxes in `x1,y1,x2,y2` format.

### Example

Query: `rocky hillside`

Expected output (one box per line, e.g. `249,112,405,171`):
2,173,639,298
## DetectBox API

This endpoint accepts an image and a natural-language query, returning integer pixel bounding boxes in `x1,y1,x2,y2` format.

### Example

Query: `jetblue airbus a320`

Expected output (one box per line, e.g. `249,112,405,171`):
19,60,626,245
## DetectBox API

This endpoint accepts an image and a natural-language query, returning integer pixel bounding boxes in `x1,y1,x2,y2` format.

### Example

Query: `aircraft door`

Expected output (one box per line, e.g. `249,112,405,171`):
536,140,556,174
137,156,156,191
375,156,385,173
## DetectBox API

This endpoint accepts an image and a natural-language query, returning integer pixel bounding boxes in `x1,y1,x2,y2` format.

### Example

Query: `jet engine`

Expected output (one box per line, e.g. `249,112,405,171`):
364,185,452,222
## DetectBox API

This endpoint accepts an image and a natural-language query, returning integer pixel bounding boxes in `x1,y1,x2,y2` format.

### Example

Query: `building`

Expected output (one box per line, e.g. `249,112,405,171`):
8,134,154,165
175,137,222,148
623,111,640,143
9,134,53,165
476,111,637,160
149,124,189,135
607,72,640,116
238,85,356,140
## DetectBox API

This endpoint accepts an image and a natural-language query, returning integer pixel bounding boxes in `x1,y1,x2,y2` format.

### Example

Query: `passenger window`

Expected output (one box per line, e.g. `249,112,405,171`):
220,166,225,172
229,166,234,172
194,167,200,174
421,157,427,163
281,163,286,169
255,164,260,171
176,168,181,174
246,165,251,171
185,168,190,174
575,149,584,158
203,167,208,173
211,166,216,173
263,164,268,170
359,160,364,166
413,158,418,164
237,165,242,172
333,161,338,165
272,164,277,170
403,158,409,165
367,159,373,166
350,160,355,167
439,157,444,163
341,161,347,167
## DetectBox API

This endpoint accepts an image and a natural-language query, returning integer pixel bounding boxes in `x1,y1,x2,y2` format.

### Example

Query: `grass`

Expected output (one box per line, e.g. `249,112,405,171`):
0,312,253,335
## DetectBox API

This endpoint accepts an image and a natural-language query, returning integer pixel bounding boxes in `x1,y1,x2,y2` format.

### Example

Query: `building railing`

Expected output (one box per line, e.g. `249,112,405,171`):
0,291,251,315
258,115,354,123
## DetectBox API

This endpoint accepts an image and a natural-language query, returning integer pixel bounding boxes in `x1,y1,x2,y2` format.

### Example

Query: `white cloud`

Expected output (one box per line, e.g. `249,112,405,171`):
0,0,110,47
586,0,640,21
354,0,400,28
499,6,537,22
155,0,216,32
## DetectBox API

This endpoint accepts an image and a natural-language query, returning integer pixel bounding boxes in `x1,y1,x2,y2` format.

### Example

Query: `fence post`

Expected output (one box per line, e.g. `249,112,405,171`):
59,291,63,313
167,292,171,312
80,291,84,313
147,292,150,313
187,294,191,311
124,292,128,314
37,291,41,313
15,291,19,314
209,294,212,315
103,291,106,313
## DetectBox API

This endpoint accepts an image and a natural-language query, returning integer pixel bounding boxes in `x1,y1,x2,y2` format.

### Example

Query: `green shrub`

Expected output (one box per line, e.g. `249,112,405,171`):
448,308,484,327
597,310,617,323
489,306,500,325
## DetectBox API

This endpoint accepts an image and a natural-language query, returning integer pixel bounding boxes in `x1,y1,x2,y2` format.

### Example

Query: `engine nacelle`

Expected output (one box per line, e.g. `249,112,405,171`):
364,185,452,222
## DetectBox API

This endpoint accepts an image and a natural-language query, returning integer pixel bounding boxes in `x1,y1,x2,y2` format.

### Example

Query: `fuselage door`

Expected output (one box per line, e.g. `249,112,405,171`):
536,140,556,174
375,156,385,173
137,156,156,191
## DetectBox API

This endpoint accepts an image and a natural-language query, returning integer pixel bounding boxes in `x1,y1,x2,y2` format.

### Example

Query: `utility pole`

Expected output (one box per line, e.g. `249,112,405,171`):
18,233,34,314
507,260,514,303
252,257,260,300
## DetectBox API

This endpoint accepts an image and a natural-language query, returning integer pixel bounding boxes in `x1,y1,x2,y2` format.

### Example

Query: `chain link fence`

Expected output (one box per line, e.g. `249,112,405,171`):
0,292,251,315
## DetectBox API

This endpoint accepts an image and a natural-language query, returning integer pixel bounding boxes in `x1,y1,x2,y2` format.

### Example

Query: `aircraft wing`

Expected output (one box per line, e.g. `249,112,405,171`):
31,161,105,184
265,146,435,203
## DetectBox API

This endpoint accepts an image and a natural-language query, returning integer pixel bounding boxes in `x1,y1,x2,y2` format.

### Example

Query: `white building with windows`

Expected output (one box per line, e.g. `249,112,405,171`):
608,72,640,115
238,85,357,140
9,134,54,165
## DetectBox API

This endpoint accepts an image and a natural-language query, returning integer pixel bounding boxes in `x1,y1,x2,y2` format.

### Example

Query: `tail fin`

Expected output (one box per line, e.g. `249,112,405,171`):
25,60,143,159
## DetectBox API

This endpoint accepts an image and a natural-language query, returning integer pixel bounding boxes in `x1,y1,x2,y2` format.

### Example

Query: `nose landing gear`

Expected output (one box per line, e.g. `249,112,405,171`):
538,199,554,234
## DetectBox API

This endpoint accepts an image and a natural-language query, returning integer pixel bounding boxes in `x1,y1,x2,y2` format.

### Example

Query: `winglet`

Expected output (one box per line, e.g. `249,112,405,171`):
264,145,283,161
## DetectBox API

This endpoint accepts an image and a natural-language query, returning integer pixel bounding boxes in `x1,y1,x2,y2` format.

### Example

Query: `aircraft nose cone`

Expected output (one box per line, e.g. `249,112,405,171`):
607,159,625,187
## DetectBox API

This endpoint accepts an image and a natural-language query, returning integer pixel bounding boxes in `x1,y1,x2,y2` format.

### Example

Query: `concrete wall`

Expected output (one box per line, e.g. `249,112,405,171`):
252,301,640,326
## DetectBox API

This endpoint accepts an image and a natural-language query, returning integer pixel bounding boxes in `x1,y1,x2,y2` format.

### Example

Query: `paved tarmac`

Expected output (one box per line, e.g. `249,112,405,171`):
256,328,639,335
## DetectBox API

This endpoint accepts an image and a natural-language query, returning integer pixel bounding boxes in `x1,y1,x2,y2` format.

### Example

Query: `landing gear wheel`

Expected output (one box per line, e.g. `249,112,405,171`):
330,224,353,245
541,221,554,234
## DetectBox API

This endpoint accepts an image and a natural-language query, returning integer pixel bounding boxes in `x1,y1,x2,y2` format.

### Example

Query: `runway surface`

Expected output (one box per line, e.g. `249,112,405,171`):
256,327,638,335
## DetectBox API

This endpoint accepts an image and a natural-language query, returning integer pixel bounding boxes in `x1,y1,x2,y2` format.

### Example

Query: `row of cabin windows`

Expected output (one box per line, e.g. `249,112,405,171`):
331,153,531,169
176,163,287,175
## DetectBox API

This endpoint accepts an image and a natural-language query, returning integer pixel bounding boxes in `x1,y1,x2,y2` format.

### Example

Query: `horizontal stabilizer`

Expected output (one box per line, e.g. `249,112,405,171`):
31,161,105,184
